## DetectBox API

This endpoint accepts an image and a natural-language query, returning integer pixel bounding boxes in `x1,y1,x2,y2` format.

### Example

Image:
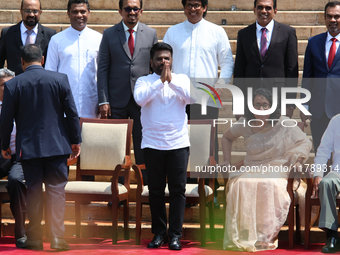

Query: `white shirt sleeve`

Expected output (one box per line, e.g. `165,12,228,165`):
313,117,335,178
134,78,164,107
45,36,59,72
216,27,234,84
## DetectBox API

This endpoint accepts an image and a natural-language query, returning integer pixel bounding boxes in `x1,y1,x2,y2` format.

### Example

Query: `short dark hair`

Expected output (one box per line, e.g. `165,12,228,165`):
253,0,277,10
67,0,90,12
181,0,208,18
325,1,340,16
21,44,43,63
244,88,281,121
150,42,173,60
21,0,42,10
119,0,143,10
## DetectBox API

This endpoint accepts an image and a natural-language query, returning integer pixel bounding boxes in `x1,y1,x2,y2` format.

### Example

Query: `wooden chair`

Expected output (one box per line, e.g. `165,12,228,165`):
64,118,134,244
223,122,305,249
133,119,216,247
304,159,334,249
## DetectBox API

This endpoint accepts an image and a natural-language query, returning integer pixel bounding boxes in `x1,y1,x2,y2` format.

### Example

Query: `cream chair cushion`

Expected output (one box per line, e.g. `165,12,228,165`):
187,124,211,173
141,184,213,197
80,123,128,170
65,181,128,195
0,180,8,193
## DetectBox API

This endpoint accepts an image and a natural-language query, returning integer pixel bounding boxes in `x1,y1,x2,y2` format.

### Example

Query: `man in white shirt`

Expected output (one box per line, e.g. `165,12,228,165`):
0,0,56,75
0,69,27,248
45,0,102,119
134,42,191,250
163,0,234,207
312,113,340,253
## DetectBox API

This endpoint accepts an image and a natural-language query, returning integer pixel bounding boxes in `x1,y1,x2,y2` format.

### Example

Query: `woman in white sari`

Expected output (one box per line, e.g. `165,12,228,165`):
221,88,312,252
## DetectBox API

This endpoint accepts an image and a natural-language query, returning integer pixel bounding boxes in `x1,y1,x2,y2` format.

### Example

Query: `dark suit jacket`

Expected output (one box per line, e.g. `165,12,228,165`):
302,32,340,120
234,21,298,97
97,21,158,108
0,22,56,75
0,65,81,161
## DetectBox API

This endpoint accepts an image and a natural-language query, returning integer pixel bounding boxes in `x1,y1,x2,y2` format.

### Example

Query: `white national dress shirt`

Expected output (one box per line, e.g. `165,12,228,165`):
314,114,340,178
163,18,234,84
0,104,16,155
256,19,274,52
134,73,191,150
20,21,38,45
45,26,102,118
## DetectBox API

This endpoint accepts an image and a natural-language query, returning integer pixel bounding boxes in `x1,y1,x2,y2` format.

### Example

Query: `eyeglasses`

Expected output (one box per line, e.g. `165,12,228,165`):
254,103,271,110
123,7,141,13
22,9,40,14
185,4,202,10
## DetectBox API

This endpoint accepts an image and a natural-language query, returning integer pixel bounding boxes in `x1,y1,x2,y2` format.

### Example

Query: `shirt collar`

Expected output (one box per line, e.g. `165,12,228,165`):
122,21,139,32
256,19,274,33
326,31,340,42
185,18,205,28
153,72,161,78
69,25,88,35
20,21,38,35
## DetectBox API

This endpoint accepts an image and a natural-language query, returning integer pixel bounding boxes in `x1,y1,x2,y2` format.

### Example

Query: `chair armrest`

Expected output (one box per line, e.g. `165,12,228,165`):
304,167,314,199
67,157,77,166
121,156,132,169
132,164,144,196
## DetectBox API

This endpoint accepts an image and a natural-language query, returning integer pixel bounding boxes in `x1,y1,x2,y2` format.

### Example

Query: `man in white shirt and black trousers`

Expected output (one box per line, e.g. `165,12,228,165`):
163,0,234,208
45,0,102,181
134,42,191,250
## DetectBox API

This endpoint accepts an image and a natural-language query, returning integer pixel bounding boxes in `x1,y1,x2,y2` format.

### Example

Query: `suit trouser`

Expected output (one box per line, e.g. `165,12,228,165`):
144,147,189,238
6,161,26,239
318,172,340,231
310,112,331,154
22,155,68,240
110,95,148,184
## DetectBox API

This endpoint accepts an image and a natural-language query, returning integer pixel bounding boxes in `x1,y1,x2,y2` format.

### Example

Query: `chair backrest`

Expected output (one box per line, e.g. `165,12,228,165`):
187,119,215,175
78,118,133,176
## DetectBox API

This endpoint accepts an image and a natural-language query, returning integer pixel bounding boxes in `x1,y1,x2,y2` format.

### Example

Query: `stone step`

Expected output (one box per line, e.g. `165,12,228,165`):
0,10,327,26
0,0,328,11
3,218,323,244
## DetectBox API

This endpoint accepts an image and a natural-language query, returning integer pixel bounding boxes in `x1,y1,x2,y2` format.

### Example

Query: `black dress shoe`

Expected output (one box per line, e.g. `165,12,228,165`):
147,233,168,248
169,237,182,250
322,237,340,253
16,239,43,250
15,235,27,248
50,237,70,251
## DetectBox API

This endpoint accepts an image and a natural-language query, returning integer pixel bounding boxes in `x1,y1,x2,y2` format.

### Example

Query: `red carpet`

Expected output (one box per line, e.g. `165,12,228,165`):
0,237,326,254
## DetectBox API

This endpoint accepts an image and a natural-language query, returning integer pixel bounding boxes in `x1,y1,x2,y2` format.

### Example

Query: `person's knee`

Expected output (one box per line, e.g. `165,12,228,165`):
319,177,335,193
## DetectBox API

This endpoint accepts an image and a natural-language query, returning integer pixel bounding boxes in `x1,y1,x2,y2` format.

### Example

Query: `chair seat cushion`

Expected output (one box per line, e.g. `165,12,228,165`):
141,183,213,197
0,180,8,193
65,181,127,195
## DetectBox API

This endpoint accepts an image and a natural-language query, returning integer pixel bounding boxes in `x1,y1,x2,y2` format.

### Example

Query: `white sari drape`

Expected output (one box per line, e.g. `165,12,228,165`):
223,117,312,252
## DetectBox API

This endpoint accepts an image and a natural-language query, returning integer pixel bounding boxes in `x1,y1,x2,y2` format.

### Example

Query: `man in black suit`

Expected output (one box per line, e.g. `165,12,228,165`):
234,0,298,118
0,0,56,75
0,44,81,251
97,0,157,183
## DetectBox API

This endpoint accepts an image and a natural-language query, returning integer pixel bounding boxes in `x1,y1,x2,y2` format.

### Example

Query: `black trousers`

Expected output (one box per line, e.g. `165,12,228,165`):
144,147,189,238
22,155,68,240
6,160,26,239
110,95,148,184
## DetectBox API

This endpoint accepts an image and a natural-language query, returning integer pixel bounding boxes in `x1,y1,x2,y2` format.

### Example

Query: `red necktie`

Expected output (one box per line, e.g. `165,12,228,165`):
328,38,337,69
128,29,134,58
